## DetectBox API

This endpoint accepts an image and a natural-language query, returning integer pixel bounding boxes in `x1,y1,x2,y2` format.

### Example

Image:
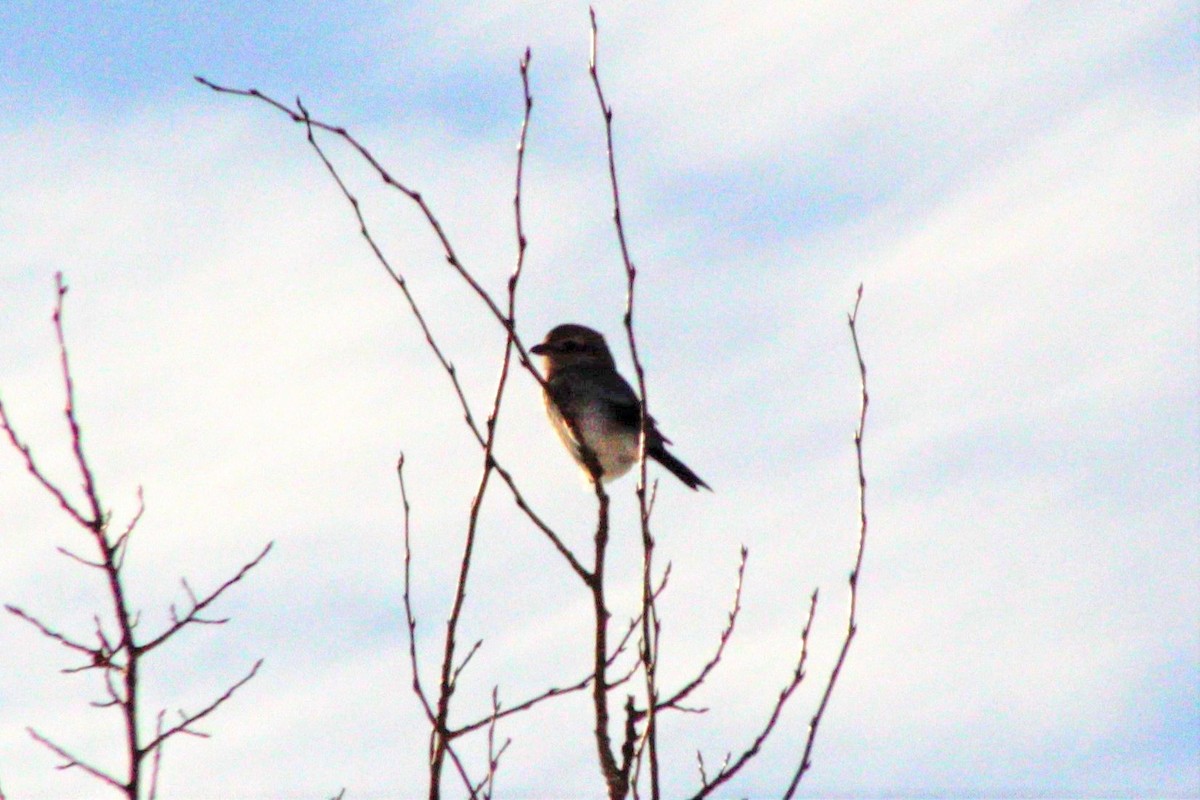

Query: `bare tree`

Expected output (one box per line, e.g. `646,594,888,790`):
0,274,271,800
196,10,872,798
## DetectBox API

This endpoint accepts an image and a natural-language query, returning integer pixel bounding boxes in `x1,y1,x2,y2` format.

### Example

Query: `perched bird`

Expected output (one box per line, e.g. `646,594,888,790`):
530,323,710,491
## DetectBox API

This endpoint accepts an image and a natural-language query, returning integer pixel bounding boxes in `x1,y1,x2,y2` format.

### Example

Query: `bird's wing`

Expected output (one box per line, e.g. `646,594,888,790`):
587,370,634,422
592,371,674,445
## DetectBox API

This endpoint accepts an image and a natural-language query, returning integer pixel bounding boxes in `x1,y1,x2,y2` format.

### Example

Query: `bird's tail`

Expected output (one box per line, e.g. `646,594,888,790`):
648,444,711,491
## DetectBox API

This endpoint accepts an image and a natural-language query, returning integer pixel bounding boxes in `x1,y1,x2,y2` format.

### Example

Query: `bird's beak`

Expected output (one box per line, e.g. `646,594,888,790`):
530,342,549,355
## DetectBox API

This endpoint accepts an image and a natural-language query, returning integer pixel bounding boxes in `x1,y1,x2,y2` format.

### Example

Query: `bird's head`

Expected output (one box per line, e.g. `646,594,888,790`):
530,323,617,375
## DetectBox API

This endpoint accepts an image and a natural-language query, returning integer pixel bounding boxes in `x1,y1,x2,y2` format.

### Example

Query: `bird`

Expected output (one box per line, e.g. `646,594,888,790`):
529,323,710,491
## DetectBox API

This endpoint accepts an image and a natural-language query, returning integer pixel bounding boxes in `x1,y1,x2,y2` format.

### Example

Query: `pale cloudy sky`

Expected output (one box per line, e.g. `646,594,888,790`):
0,2,1196,799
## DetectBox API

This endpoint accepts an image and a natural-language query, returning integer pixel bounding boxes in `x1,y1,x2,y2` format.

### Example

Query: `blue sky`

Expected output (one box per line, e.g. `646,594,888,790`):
1,2,1197,798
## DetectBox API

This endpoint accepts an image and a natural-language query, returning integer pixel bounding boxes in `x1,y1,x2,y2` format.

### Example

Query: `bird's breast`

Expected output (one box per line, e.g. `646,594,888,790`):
544,392,639,482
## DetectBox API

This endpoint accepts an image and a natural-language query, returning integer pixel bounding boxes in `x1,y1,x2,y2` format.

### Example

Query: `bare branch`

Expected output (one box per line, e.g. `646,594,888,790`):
397,455,438,727
137,542,274,655
452,576,655,738
199,22,870,800
0,397,91,530
694,750,729,789
657,547,748,712
6,273,269,798
589,9,662,796
450,639,484,691
0,278,105,534
110,488,145,580
687,589,820,799
782,285,871,797
27,727,123,792
398,455,441,719
55,545,104,569
491,456,590,581
395,457,482,800
5,604,97,664
294,96,488,452
474,688,512,800
429,47,541,785
139,659,263,756
585,477,626,799
453,674,590,739
49,273,105,528
195,76,548,387
93,665,123,709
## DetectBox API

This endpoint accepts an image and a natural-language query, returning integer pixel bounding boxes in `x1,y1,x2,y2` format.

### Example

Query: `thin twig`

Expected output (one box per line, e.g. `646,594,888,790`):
395,463,482,799
50,273,104,527
137,542,274,655
782,284,870,797
476,687,511,800
589,9,661,796
0,397,91,529
110,487,145,572
429,46,541,794
656,547,749,713
5,604,98,664
139,660,263,756
194,76,549,392
56,544,104,569
397,455,438,727
27,727,123,791
687,590,820,799
450,639,484,691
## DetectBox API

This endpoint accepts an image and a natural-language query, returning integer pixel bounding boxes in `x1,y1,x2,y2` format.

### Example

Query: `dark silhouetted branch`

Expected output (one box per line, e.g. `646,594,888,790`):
688,589,819,799
781,284,870,797
2,275,270,798
657,547,749,714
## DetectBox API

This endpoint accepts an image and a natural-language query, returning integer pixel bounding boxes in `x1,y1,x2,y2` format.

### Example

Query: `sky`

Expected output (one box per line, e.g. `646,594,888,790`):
0,2,1197,798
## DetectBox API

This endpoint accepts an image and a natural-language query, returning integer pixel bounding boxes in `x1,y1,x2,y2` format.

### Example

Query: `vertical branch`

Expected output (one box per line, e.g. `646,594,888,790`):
589,9,660,797
477,688,511,800
397,455,438,722
51,273,142,798
428,48,536,796
782,284,870,797
51,275,103,526
588,480,623,800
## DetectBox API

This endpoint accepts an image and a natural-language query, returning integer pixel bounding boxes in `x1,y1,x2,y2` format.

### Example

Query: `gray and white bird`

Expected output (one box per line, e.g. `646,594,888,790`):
530,323,710,491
